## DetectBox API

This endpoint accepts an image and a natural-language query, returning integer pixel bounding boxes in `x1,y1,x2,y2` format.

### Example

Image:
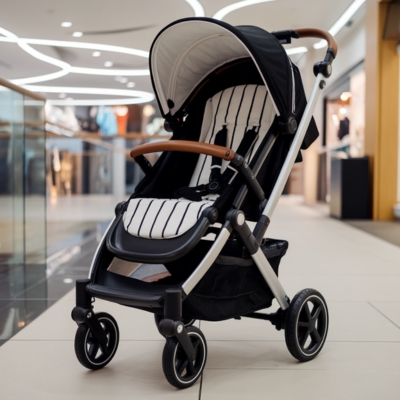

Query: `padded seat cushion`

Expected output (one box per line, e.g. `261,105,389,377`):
124,84,276,240
123,198,213,239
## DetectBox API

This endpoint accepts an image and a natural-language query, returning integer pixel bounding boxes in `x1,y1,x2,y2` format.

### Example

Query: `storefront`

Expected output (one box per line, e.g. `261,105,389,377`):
318,62,366,202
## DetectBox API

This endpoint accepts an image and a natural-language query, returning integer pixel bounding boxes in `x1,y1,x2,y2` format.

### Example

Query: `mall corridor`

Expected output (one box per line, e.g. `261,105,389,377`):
1,0,400,398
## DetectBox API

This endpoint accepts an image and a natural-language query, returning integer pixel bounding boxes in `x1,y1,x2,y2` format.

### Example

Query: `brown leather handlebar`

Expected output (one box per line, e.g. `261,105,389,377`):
130,140,235,161
294,28,338,57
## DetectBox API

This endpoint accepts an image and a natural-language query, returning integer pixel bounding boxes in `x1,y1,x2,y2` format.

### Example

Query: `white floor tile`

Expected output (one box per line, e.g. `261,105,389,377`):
0,341,200,400
205,341,400,371
200,368,400,400
369,301,400,329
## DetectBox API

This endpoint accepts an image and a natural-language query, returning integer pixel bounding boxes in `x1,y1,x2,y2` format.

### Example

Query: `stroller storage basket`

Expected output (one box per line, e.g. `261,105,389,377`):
183,239,288,321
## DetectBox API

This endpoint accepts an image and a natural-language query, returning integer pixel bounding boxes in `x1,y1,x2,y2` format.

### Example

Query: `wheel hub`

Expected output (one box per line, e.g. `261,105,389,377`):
308,316,317,332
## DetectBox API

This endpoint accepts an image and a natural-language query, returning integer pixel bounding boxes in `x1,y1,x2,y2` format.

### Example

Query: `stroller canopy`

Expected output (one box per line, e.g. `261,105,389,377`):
150,18,295,121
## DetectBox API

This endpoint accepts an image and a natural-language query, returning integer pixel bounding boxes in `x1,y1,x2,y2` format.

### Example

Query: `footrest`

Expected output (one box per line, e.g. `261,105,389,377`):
87,283,165,309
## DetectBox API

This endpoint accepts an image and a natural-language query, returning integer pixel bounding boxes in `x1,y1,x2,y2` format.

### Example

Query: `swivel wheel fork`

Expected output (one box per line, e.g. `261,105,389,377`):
71,279,110,357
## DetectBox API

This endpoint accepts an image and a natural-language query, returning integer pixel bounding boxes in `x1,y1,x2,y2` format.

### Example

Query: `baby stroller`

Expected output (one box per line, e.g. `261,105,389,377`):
71,18,337,389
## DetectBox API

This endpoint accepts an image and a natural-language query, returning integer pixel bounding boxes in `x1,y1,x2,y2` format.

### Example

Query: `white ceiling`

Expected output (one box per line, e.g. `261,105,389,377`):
0,0,364,104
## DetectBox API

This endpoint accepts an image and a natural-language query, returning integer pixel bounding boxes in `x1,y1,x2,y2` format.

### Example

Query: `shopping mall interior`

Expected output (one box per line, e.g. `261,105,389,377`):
1,0,400,398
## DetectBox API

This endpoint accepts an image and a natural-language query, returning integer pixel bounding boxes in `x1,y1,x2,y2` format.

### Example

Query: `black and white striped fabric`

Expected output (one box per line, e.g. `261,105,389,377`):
124,84,276,239
123,198,213,239
190,84,276,187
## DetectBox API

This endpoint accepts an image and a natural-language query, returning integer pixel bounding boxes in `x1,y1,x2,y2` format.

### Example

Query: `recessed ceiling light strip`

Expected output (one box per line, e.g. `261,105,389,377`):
0,26,151,83
70,66,150,76
47,98,154,106
184,0,205,17
18,38,149,58
23,85,155,106
313,0,366,49
212,0,277,20
14,41,71,84
0,26,71,84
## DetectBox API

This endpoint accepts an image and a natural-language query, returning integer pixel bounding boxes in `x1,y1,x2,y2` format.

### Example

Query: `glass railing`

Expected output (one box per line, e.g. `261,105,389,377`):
0,78,46,270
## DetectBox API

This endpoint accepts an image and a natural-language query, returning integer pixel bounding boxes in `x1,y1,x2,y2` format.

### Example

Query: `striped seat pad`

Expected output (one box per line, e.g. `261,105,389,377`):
123,198,213,239
124,85,276,240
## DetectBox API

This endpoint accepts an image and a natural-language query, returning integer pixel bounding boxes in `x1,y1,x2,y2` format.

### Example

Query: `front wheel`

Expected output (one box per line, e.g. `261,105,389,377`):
74,312,119,370
285,289,328,362
162,326,207,389
154,314,196,336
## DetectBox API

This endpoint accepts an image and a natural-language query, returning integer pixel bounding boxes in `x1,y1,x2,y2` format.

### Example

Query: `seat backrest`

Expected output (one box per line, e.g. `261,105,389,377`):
189,84,276,187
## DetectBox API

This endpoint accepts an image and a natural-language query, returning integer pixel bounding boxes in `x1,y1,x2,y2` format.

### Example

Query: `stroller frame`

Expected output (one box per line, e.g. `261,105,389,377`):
72,21,337,389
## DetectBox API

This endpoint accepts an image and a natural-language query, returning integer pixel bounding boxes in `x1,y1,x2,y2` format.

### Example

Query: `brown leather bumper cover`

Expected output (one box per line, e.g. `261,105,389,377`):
130,140,235,161
294,28,338,57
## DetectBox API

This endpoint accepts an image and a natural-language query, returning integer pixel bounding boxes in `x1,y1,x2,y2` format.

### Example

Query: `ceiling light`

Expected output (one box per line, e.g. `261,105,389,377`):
314,0,366,49
0,29,151,81
104,61,113,67
18,38,149,58
13,40,71,85
213,0,277,20
92,51,101,57
61,22,72,28
63,278,73,284
70,66,149,76
286,46,308,55
22,85,155,106
72,32,83,38
119,77,128,83
0,26,18,39
127,82,135,88
59,93,67,98
184,0,205,17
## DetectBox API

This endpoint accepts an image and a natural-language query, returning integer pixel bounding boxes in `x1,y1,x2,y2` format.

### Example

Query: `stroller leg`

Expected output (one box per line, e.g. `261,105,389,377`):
159,289,196,361
71,279,109,353
160,289,208,389
71,279,120,369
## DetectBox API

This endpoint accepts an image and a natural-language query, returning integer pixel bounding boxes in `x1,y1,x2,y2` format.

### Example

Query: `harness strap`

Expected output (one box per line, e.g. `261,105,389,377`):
210,126,228,182
175,127,259,201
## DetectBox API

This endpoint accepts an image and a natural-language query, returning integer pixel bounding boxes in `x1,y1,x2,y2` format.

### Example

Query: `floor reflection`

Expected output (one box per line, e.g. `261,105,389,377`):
0,222,108,345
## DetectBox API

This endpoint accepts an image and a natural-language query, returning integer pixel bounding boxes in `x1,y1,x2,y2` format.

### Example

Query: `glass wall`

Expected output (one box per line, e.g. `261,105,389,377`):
0,80,46,305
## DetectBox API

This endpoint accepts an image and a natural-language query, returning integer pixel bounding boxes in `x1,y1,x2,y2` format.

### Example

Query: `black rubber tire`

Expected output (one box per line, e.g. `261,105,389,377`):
162,326,207,389
74,312,119,370
285,289,329,362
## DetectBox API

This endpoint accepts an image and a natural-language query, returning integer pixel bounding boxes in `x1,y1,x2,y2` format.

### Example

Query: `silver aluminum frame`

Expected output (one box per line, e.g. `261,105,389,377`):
262,74,325,219
181,74,326,311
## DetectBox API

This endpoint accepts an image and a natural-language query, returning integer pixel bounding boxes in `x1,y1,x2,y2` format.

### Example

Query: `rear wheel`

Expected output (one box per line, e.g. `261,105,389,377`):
162,326,207,389
74,312,119,370
285,289,328,362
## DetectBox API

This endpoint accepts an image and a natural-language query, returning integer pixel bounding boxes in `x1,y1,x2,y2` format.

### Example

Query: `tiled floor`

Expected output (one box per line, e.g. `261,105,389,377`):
1,196,400,399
